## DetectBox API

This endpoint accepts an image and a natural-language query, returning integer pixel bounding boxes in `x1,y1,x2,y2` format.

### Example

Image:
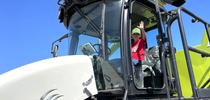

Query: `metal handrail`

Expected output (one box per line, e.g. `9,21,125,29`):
166,15,183,98
188,46,210,57
178,7,210,46
177,7,198,98
175,7,210,99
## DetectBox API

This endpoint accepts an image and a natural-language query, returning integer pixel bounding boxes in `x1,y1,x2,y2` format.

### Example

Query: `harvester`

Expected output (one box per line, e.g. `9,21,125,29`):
0,0,210,99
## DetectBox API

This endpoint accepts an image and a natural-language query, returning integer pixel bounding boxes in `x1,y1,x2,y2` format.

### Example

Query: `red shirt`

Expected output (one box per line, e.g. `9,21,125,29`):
131,38,146,61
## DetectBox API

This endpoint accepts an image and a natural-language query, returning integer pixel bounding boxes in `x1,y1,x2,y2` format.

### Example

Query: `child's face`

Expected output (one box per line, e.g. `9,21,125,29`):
132,33,141,39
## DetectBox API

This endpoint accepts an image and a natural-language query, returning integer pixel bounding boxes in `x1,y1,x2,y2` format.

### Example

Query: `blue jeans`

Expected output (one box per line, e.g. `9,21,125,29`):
132,59,139,66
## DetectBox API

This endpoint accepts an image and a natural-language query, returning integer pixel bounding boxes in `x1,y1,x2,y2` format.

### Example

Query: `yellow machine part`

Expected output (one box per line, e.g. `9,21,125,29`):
176,32,210,98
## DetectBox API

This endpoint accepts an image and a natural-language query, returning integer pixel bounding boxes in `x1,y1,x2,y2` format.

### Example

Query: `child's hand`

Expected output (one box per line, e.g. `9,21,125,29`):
138,21,144,29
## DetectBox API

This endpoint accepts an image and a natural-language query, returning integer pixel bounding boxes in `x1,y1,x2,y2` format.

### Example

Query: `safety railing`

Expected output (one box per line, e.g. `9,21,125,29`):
167,7,210,99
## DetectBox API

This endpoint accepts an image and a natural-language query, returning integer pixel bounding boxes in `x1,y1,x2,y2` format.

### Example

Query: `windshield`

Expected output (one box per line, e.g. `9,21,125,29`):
68,1,124,90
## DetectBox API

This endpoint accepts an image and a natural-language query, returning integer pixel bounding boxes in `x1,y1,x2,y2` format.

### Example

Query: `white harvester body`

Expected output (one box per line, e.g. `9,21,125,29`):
0,55,97,100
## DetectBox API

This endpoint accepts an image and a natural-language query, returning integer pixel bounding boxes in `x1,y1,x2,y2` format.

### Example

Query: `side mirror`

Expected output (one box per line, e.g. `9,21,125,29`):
80,43,96,55
51,33,70,57
51,44,59,57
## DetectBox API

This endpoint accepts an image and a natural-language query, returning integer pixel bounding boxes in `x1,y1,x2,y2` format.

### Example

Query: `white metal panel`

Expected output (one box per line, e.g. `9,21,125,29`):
0,55,98,100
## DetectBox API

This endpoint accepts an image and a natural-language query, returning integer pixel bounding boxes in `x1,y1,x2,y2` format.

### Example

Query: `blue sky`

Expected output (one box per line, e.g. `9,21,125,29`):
0,0,210,74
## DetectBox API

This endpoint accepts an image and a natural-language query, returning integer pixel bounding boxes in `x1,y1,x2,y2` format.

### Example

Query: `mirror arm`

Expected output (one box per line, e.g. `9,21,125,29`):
51,33,69,57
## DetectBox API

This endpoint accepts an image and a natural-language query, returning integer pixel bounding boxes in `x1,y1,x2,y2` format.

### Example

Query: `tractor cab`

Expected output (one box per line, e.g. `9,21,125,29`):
53,0,210,99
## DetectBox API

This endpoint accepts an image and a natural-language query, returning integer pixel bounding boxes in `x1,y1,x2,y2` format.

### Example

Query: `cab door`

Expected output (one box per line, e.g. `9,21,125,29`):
122,0,169,96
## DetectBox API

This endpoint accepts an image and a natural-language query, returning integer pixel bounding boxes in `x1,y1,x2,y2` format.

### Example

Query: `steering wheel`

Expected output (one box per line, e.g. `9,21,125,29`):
93,44,111,55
